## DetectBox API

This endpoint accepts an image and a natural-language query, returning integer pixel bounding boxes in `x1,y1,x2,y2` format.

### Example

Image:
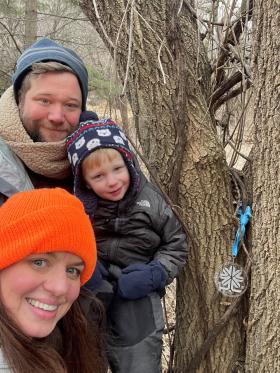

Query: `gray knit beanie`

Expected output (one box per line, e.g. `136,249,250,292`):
12,38,88,109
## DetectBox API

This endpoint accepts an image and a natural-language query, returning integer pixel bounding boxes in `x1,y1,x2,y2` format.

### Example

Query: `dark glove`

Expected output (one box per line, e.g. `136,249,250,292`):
79,110,99,122
84,260,109,292
117,260,168,300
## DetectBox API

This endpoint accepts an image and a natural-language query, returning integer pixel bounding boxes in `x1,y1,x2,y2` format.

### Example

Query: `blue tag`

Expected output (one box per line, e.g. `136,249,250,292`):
231,206,251,257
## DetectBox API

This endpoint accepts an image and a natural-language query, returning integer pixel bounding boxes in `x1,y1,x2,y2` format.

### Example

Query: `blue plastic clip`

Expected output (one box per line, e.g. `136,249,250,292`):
231,206,251,257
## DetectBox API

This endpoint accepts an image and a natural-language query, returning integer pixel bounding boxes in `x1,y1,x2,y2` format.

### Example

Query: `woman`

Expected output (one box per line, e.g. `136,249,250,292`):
0,188,107,373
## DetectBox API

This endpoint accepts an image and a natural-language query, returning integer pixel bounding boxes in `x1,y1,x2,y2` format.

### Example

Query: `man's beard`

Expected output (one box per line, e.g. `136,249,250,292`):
19,104,45,142
22,118,48,142
19,114,73,143
28,125,43,142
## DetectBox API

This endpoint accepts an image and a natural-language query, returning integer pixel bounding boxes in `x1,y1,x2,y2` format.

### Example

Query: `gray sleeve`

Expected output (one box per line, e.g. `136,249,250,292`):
153,201,188,284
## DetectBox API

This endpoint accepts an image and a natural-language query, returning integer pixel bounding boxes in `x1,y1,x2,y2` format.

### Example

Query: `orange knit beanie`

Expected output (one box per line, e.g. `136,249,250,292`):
0,188,96,285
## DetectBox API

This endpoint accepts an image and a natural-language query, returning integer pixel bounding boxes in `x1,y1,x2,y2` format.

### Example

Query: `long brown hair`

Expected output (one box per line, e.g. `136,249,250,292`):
0,289,107,373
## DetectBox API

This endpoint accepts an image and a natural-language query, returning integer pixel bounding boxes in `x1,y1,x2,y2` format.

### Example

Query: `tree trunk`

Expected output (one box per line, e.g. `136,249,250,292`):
24,0,37,49
246,1,280,371
78,1,245,371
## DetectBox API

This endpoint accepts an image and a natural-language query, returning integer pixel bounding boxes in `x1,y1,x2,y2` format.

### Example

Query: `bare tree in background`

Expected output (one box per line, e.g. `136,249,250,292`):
0,0,110,97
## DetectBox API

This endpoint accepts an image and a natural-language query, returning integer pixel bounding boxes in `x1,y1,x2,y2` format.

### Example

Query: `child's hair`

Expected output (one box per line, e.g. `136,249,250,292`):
82,148,122,175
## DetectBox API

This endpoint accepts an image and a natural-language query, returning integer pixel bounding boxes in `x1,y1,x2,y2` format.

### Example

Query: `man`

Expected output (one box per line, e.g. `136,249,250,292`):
0,38,107,365
0,37,93,204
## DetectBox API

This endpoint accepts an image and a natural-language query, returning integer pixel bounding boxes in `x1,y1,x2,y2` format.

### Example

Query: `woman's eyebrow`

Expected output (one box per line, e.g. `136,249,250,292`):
46,252,84,266
70,261,85,267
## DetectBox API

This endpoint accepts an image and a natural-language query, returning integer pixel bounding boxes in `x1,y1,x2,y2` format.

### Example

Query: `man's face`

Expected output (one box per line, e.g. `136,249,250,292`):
19,72,82,142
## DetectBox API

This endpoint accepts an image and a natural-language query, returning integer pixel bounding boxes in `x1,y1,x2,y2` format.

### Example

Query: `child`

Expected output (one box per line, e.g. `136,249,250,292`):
66,114,188,373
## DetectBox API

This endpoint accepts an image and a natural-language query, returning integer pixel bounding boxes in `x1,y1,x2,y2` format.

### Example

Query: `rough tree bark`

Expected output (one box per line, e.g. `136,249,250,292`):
246,1,280,371
78,1,245,371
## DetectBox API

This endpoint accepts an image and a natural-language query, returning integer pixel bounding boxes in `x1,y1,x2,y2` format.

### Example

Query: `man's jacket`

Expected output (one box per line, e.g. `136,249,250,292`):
0,138,33,204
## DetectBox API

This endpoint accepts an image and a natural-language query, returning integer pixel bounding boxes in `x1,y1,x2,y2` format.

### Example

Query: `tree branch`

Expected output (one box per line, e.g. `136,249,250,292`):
0,20,22,54
212,79,251,112
213,0,253,88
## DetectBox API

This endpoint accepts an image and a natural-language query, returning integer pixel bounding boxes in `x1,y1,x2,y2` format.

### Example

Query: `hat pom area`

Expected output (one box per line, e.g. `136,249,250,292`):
0,188,96,285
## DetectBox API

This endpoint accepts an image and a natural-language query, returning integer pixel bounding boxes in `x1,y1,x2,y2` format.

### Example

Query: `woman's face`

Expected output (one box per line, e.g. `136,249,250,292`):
0,252,84,338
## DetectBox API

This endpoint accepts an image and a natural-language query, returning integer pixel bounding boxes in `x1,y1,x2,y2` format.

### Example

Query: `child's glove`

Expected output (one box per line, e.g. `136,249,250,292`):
117,260,168,300
84,260,109,292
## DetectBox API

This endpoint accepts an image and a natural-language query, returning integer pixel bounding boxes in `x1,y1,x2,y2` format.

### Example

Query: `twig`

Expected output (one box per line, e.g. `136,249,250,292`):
223,89,253,147
212,79,251,111
158,41,167,84
37,11,88,21
227,140,250,162
121,0,135,95
177,0,184,16
134,9,173,59
92,0,115,49
112,0,131,96
0,20,22,54
210,71,244,109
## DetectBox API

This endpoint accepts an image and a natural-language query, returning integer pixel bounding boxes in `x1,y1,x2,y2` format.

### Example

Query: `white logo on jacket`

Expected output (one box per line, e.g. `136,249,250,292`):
136,200,151,208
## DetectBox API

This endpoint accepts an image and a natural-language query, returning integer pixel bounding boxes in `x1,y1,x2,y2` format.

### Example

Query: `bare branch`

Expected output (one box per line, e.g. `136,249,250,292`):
121,0,135,95
36,11,88,21
210,71,244,107
91,0,115,49
0,20,22,54
158,41,167,85
212,79,251,111
213,0,253,88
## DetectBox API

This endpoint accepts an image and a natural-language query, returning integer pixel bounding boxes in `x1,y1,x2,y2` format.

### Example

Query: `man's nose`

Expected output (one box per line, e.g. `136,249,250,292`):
48,104,65,124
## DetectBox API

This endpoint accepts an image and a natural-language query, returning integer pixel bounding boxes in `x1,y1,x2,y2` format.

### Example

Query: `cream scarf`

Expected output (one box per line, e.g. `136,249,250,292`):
0,87,70,179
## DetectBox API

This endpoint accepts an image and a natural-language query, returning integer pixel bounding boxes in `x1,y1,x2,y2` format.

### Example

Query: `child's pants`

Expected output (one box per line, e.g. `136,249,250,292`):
106,292,164,373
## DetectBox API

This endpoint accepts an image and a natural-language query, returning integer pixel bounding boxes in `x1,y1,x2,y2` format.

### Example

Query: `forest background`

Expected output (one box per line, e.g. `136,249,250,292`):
0,0,279,372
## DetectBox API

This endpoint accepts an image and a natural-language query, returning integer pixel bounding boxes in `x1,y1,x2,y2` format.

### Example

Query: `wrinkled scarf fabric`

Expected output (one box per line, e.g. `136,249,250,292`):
0,87,70,179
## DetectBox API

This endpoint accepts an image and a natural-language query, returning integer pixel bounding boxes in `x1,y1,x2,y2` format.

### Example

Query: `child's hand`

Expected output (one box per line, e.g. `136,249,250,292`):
84,260,109,292
117,260,167,300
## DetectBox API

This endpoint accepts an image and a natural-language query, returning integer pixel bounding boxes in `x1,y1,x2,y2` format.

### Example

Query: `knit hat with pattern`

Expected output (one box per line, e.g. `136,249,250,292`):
66,113,140,215
0,188,96,285
12,38,88,110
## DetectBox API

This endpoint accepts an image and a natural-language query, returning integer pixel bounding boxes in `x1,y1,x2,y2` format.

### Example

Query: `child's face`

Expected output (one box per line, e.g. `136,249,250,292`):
82,150,130,201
